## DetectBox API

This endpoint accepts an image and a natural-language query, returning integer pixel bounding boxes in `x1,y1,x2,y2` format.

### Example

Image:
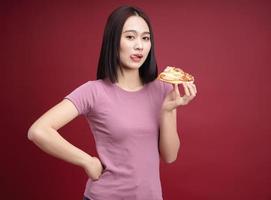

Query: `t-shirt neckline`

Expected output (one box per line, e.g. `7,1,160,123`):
103,78,148,94
113,83,147,94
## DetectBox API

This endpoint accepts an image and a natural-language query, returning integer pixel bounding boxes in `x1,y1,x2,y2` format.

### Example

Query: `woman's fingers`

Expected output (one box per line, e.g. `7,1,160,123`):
173,83,180,97
191,83,197,94
187,84,196,96
183,83,191,96
183,82,197,97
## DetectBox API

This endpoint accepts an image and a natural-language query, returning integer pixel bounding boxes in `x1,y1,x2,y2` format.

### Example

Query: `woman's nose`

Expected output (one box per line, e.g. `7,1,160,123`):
134,39,143,50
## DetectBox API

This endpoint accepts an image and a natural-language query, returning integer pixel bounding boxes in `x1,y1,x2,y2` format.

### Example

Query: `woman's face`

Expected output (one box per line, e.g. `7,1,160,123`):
119,16,151,70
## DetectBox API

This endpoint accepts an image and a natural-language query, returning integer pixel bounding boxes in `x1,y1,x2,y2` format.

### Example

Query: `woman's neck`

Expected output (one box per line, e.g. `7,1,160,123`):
116,67,143,91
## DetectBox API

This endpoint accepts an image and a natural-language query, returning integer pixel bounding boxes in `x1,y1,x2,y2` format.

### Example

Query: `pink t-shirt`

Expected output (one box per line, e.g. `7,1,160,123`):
64,78,172,200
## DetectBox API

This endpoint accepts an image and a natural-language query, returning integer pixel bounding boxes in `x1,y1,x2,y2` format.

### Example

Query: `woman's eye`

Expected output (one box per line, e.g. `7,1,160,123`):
126,35,135,40
143,37,150,41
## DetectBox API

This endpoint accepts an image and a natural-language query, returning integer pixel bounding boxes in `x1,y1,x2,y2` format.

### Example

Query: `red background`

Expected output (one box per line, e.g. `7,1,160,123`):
2,0,271,199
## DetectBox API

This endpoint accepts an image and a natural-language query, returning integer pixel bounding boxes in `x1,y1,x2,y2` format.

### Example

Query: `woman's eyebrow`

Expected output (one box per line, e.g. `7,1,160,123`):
123,30,150,35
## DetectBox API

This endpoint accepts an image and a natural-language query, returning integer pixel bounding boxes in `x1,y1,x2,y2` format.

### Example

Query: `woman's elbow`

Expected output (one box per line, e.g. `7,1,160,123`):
160,146,180,164
161,152,178,164
163,156,177,164
27,126,44,142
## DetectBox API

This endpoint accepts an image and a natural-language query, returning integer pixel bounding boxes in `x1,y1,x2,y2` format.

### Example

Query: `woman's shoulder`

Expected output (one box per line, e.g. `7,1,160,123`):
68,79,108,97
83,79,110,89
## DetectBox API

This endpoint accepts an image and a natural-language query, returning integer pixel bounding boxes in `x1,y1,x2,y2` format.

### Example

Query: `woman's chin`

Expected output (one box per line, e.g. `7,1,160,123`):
121,63,143,70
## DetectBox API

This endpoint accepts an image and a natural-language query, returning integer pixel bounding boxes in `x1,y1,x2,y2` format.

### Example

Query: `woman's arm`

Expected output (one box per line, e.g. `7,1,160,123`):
159,83,197,163
27,99,103,180
159,109,180,163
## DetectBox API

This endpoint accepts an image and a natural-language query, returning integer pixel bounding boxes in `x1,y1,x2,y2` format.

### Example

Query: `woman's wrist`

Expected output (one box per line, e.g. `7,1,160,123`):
80,154,94,169
160,108,175,116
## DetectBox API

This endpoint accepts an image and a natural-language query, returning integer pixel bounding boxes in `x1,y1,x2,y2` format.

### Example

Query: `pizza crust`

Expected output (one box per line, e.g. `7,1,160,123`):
157,66,194,84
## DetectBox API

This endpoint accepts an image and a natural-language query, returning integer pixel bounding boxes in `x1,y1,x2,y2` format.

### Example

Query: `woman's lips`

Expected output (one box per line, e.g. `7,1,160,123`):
130,54,143,62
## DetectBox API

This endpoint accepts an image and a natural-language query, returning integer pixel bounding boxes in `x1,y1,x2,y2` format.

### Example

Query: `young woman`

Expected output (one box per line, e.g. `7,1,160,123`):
27,5,197,200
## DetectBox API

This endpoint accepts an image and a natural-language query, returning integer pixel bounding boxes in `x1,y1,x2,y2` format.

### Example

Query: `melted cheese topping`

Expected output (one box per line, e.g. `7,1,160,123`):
158,66,194,83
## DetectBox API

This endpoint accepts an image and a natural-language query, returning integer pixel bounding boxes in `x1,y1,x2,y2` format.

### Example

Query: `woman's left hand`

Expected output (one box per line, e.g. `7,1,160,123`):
161,82,197,112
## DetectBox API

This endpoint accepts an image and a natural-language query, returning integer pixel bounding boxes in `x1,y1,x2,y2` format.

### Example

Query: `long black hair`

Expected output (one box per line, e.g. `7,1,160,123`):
96,5,158,84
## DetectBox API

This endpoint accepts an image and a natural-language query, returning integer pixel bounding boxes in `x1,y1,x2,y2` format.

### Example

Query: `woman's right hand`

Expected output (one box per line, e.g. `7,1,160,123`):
83,156,104,181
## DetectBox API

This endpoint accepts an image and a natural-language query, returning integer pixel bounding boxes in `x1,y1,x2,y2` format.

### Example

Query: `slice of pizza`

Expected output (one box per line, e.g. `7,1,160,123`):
157,66,194,84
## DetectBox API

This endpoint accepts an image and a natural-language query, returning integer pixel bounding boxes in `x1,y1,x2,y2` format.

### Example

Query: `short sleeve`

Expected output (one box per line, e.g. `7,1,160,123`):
64,81,94,116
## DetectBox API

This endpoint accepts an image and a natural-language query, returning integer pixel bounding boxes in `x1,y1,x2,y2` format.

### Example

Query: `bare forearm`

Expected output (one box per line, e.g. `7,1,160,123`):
159,109,180,163
28,127,92,168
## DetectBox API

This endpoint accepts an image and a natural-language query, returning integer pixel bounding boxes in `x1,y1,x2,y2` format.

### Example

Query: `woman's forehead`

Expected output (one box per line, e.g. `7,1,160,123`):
122,16,150,33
